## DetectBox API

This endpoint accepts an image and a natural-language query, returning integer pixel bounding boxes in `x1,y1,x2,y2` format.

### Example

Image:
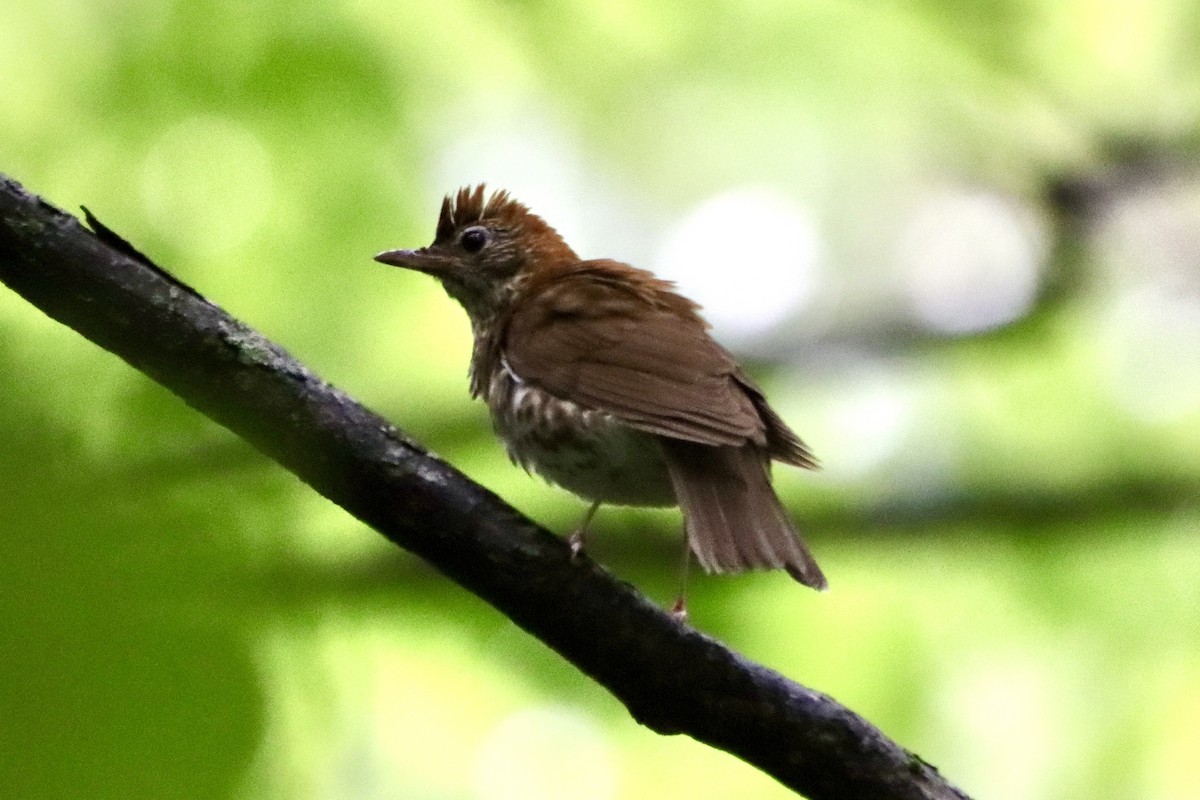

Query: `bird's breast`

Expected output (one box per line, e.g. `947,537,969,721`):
485,361,676,507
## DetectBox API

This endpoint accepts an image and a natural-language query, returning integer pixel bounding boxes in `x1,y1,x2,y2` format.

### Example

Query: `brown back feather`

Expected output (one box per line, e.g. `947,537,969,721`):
502,260,812,457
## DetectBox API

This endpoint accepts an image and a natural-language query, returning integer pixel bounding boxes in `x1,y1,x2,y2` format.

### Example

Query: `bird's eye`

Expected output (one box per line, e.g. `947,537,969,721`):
460,227,488,253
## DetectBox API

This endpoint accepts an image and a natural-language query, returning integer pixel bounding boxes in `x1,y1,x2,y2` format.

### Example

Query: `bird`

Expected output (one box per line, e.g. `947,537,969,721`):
375,185,826,598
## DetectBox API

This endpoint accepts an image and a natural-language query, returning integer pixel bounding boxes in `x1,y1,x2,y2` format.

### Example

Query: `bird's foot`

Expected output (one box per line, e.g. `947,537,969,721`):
669,596,689,621
568,500,602,562
568,528,587,561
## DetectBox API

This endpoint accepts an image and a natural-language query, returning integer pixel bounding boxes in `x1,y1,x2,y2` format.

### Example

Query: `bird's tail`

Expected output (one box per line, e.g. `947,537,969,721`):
660,440,827,590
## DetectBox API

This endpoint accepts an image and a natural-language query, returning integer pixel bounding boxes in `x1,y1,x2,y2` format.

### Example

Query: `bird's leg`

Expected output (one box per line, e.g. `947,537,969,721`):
670,525,693,620
569,499,602,561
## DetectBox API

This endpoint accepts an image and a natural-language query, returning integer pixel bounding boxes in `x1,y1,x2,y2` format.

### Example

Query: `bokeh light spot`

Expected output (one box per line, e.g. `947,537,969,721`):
819,363,918,480
655,187,823,344
1101,287,1200,423
897,189,1045,334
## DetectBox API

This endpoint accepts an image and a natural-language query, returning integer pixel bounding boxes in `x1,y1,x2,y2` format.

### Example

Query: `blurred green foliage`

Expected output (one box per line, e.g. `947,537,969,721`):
2,1,1199,799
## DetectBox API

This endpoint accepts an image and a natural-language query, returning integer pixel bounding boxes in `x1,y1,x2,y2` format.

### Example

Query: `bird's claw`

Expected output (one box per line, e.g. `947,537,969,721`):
568,529,587,561
669,597,689,621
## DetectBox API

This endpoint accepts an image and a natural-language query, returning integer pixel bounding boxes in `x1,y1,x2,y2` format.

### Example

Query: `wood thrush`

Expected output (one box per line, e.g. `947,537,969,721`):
376,185,826,591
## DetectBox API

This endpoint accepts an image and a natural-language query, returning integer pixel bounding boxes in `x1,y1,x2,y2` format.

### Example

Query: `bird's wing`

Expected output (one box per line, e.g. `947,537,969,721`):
502,261,768,448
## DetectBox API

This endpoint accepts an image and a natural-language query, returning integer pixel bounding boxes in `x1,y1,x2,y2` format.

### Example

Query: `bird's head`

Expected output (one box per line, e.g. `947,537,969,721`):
375,185,577,324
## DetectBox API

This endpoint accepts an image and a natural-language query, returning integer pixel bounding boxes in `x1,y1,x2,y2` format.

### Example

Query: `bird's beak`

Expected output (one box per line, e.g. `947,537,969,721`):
374,248,453,276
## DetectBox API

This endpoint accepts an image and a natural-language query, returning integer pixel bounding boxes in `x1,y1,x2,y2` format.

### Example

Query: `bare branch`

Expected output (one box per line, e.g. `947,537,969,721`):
0,173,971,800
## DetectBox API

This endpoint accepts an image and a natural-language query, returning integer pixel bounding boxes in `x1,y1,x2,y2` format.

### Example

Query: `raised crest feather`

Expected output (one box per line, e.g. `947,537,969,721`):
435,184,542,242
434,184,578,271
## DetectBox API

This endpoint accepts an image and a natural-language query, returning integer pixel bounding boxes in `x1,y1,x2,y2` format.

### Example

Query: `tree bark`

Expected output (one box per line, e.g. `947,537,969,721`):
0,173,971,800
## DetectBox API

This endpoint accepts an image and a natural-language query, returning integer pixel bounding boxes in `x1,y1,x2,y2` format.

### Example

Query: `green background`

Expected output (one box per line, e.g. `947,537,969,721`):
2,1,1199,798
